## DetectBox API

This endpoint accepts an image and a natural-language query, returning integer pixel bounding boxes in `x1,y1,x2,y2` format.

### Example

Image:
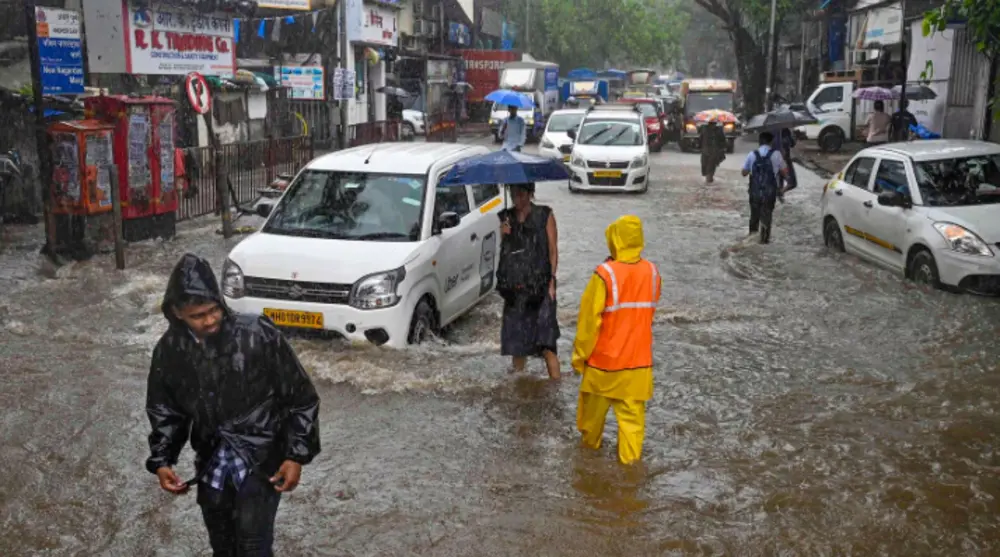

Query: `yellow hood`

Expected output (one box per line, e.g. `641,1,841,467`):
605,215,644,263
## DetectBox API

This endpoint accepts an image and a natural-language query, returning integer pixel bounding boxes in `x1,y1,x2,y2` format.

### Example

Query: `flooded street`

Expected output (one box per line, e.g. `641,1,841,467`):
2,137,999,556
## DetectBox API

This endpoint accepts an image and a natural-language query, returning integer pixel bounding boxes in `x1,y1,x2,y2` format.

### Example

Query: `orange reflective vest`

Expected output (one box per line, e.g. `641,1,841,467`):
586,259,661,372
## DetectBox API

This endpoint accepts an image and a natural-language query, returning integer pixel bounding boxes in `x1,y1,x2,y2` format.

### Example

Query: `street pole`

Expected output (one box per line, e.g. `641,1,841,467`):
23,1,57,260
109,165,125,270
899,0,908,119
797,21,807,100
764,0,778,112
525,0,531,53
338,0,350,150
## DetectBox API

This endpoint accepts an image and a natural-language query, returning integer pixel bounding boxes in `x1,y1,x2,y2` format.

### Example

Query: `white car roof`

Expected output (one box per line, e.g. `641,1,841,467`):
551,109,586,115
306,143,484,174
584,111,642,122
859,139,1000,162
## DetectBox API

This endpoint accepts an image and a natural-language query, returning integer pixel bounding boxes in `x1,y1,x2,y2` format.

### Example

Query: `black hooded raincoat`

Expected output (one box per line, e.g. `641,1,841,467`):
145,254,321,480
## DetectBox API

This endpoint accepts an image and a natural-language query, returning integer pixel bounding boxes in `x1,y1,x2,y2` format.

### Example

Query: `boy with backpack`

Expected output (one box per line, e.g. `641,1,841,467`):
741,131,790,244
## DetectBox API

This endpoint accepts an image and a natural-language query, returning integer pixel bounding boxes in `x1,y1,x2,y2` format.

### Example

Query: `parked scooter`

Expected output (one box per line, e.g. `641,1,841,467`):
0,148,31,225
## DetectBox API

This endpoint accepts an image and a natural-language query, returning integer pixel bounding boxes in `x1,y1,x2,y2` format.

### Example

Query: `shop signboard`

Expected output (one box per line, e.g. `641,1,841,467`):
125,6,236,76
257,0,312,10
346,0,398,47
276,59,325,101
34,7,85,95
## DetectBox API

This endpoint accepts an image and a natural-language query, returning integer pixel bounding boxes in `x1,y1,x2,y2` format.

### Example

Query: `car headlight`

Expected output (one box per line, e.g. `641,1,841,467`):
541,138,555,149
571,155,586,168
489,118,494,125
350,267,407,309
933,222,994,257
685,123,697,132
631,155,647,168
649,123,661,131
724,123,735,132
222,259,245,299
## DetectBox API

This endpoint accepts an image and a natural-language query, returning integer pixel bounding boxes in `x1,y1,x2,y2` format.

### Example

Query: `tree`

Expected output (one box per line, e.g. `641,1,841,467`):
922,0,1000,116
679,2,737,78
692,0,806,114
501,0,688,70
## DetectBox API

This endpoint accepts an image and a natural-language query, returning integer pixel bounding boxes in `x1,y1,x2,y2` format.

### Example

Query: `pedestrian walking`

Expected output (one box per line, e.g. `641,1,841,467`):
866,100,891,145
573,215,661,465
699,120,727,183
770,127,798,199
742,132,789,244
145,253,321,557
499,105,527,152
889,99,918,142
497,183,561,379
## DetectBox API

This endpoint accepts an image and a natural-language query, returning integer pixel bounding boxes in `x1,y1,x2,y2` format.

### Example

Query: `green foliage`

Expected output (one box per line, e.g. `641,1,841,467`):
502,0,688,69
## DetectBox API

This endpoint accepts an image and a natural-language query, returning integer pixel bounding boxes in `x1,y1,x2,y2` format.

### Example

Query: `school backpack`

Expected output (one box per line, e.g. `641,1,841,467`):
496,206,551,306
750,148,779,199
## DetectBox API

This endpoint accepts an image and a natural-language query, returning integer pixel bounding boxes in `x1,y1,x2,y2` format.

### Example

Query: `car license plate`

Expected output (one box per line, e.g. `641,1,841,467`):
263,308,324,329
562,154,570,162
593,170,622,178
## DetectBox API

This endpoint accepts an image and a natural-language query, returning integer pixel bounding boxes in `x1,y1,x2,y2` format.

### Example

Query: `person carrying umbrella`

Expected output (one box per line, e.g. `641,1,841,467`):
499,105,527,152
573,215,661,465
699,117,727,183
742,132,789,244
889,99,918,142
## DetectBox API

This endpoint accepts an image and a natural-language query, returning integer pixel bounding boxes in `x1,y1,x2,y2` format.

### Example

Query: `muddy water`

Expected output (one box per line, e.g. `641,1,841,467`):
1,141,999,556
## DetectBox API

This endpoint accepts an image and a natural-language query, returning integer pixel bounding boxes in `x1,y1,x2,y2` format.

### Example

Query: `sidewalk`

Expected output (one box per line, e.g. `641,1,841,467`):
795,140,864,179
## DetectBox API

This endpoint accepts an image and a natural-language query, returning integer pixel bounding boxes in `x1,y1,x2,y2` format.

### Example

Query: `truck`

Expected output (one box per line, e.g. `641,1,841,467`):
678,78,739,153
597,69,627,101
453,49,523,120
563,79,610,107
490,60,561,143
796,69,884,153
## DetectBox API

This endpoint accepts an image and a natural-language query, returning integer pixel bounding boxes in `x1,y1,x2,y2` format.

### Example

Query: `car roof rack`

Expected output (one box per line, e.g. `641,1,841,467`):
586,103,642,114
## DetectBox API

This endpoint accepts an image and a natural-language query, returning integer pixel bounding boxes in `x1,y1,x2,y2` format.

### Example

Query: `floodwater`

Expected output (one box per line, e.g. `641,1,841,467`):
1,139,999,556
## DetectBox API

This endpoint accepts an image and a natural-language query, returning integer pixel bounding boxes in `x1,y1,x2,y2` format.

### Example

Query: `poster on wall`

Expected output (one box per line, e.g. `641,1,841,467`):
35,7,85,95
276,65,325,100
123,6,235,76
85,132,113,208
52,134,80,204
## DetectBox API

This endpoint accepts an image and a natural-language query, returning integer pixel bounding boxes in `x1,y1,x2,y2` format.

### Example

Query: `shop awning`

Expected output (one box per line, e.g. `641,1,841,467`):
858,2,903,48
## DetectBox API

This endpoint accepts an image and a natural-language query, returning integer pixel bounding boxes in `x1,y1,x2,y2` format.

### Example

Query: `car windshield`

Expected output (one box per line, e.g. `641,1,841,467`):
579,120,643,146
685,92,734,114
547,113,583,132
264,170,425,241
632,103,658,118
914,155,1000,207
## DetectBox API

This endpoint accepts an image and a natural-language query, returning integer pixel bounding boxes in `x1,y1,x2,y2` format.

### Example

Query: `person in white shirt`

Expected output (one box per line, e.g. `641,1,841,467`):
866,100,891,145
499,106,527,152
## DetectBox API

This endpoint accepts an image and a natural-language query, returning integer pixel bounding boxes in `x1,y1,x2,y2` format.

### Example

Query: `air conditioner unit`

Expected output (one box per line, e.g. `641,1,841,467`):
430,4,441,19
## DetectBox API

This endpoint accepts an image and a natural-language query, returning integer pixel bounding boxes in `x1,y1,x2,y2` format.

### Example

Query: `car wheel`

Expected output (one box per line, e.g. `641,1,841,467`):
908,250,942,289
493,133,502,144
823,217,845,252
402,122,416,141
407,298,437,344
651,138,663,153
679,140,693,153
818,128,845,153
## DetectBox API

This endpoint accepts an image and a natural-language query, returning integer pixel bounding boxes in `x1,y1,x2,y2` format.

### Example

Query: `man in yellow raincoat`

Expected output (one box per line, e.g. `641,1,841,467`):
572,215,661,465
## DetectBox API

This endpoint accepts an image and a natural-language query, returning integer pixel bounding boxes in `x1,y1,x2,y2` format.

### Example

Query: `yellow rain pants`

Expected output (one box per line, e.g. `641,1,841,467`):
576,392,646,465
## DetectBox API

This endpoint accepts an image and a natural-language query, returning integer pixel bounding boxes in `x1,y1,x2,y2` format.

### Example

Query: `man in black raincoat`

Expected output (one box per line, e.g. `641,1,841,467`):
145,253,320,556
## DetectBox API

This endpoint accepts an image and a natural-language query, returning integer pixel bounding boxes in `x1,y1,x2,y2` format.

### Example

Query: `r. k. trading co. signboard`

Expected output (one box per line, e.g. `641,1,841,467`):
124,5,236,76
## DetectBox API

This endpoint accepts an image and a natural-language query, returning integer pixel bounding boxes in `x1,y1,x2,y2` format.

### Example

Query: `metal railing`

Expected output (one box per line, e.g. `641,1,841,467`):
347,120,402,147
177,135,313,221
426,111,458,143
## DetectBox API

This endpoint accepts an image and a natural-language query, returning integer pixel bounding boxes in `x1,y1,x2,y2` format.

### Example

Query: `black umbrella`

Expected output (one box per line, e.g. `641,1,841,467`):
377,86,410,98
893,84,937,101
744,107,818,133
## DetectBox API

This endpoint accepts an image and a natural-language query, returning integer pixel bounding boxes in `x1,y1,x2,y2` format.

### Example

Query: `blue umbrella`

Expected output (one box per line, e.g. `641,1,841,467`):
484,89,535,109
439,150,570,187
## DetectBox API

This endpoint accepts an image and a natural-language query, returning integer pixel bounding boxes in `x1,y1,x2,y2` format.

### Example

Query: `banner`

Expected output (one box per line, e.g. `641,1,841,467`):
125,6,236,76
35,7,85,95
257,0,312,10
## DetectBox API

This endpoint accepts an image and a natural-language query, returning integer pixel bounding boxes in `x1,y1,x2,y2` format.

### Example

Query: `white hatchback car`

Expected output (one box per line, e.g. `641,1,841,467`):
821,140,1000,295
538,108,586,161
222,143,505,347
565,104,650,193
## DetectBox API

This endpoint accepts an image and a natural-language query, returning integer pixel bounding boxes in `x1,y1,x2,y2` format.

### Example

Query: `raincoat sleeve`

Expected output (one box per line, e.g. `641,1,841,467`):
268,329,321,465
145,343,192,474
571,273,608,374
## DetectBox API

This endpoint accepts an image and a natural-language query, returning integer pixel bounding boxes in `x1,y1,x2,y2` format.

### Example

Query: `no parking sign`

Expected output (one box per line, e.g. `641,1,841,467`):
185,72,212,115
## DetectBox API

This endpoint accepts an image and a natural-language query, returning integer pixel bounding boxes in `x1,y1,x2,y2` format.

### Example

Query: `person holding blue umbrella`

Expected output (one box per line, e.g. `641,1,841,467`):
486,89,533,152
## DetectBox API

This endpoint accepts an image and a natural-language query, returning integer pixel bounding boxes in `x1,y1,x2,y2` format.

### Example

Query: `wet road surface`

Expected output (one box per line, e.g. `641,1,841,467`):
2,137,999,556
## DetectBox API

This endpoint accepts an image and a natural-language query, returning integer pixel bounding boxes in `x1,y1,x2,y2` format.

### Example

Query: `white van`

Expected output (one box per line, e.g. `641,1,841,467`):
221,143,505,348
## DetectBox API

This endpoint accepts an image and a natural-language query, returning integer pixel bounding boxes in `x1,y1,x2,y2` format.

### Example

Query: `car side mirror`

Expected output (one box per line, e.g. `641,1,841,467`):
877,190,908,208
436,211,460,231
566,128,577,141
255,203,273,217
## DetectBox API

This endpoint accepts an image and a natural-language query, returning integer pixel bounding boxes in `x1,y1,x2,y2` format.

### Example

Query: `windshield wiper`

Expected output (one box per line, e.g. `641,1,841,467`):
582,127,612,144
351,232,412,241
602,128,630,145
265,227,345,239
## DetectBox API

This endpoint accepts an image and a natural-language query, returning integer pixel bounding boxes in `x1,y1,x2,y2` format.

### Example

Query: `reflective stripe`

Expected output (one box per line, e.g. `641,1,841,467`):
600,262,619,307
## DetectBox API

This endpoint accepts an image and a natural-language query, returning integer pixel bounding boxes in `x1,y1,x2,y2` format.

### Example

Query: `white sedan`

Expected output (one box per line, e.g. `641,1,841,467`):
821,139,1000,295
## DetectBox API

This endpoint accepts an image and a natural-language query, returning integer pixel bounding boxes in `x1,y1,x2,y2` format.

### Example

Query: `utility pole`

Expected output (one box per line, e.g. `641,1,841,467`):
797,21,807,100
525,0,531,53
23,1,57,259
764,0,778,112
338,0,350,149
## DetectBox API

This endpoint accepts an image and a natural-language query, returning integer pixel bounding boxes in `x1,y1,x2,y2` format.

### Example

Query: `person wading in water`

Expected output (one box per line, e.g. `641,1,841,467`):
699,119,727,183
497,183,561,379
146,253,321,556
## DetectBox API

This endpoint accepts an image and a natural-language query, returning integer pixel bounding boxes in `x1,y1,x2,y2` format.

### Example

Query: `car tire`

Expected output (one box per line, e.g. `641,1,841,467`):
407,298,437,344
818,127,845,153
402,122,416,141
679,140,693,153
493,133,502,144
823,217,845,252
568,182,579,194
908,249,942,289
651,139,663,153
